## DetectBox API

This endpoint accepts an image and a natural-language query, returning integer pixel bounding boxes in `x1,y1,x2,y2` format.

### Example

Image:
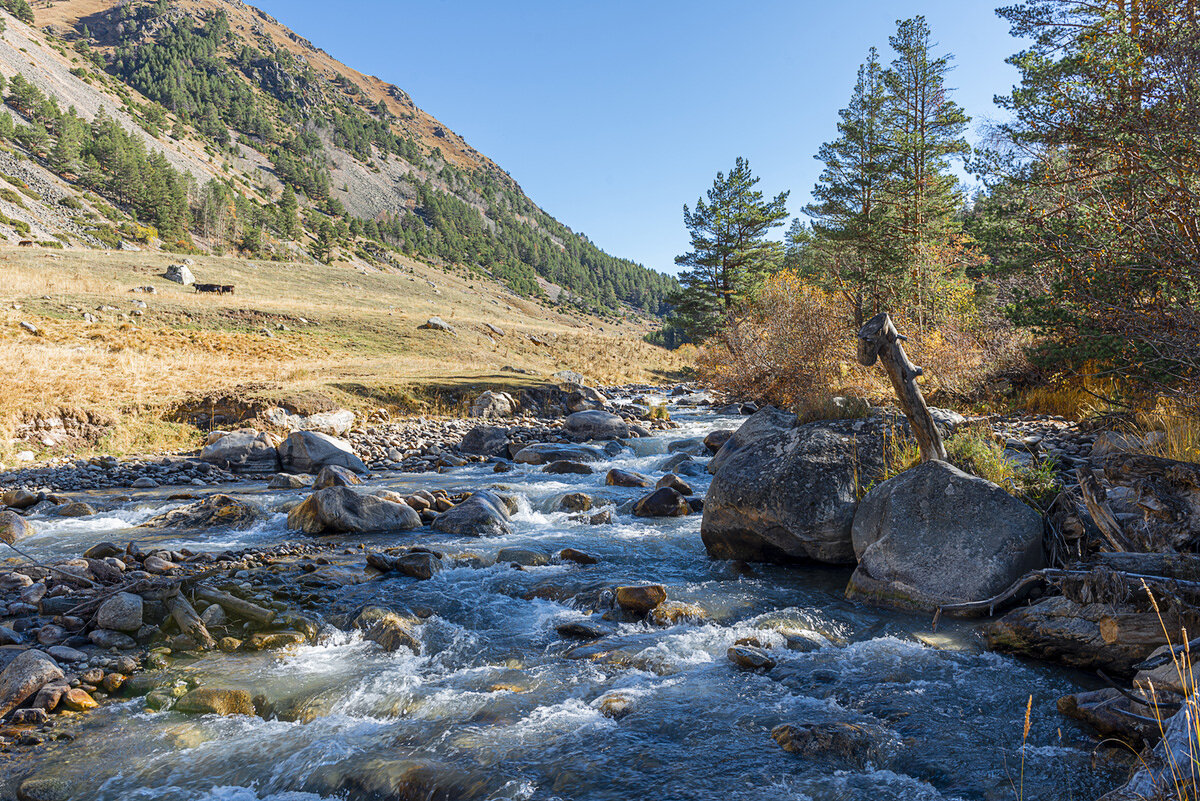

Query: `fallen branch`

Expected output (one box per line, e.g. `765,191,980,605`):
194,585,275,626
0,541,99,588
166,591,215,649
1076,464,1134,552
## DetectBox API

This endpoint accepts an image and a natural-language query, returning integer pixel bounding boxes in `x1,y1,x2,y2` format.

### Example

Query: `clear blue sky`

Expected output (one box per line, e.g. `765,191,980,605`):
250,0,1022,275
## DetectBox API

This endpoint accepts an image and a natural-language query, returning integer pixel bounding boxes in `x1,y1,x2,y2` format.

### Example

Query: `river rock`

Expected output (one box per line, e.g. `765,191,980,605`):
367,551,444,580
544,460,593,475
96,592,143,632
287,487,421,535
845,460,1046,612
1,490,41,509
89,629,137,649
60,687,97,711
513,443,605,465
141,494,265,530
595,691,635,720
468,391,516,420
304,757,486,801
459,425,510,456
655,473,693,496
267,473,312,489
174,687,255,716
352,606,420,654
984,595,1192,674
431,491,512,537
0,650,63,718
566,385,608,413
278,431,367,475
701,408,884,564
497,547,551,567
559,492,593,512
0,511,34,545
727,645,776,670
615,584,667,615
564,410,629,441
16,776,72,801
200,429,281,474
704,429,735,454
52,502,95,517
311,464,362,490
559,548,599,565
633,487,690,518
771,722,877,762
606,469,652,488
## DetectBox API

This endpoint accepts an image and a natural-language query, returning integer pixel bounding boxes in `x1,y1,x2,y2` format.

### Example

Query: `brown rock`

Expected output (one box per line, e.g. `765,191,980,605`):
174,687,255,716
60,688,97,711
614,585,667,615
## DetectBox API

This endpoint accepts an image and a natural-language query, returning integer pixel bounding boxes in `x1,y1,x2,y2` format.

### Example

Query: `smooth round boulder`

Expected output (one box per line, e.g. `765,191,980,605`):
287,487,421,535
544,460,593,475
846,459,1046,613
606,469,652,488
701,408,885,565
655,473,693,496
459,425,510,456
513,443,605,465
564,410,629,441
0,511,34,545
312,464,362,490
431,491,512,537
496,547,551,567
96,592,143,632
632,487,690,518
278,431,367,475
614,584,667,615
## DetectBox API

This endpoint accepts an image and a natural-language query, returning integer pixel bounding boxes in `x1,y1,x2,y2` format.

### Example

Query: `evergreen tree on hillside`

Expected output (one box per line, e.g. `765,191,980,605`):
671,157,789,342
277,185,299,240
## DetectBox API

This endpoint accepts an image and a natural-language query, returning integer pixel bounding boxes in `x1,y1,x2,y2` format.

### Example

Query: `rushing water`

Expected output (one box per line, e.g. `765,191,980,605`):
9,401,1128,800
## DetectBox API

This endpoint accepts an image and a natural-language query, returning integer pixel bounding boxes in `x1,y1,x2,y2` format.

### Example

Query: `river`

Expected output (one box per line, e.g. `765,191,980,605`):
7,398,1127,800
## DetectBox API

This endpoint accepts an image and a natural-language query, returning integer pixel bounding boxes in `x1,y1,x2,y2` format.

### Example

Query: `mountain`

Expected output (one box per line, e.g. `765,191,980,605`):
0,0,676,316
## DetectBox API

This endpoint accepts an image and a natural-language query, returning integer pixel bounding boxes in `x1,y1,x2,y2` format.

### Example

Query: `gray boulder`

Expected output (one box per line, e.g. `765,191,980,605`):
459,425,510,457
565,385,608,413
846,460,1045,612
200,429,281,474
0,650,62,718
312,464,362,490
164,264,194,285
278,431,367,475
140,494,265,530
431,491,512,537
418,317,456,334
513,443,605,465
96,592,143,632
564,410,629,441
287,487,421,535
701,407,885,564
469,391,516,419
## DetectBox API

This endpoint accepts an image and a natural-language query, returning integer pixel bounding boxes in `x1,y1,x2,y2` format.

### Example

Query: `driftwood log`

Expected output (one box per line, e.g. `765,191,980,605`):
166,591,216,650
857,312,946,462
194,585,276,626
1077,464,1134,552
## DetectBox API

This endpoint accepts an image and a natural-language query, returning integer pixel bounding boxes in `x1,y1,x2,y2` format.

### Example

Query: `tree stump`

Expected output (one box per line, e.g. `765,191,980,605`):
857,312,946,462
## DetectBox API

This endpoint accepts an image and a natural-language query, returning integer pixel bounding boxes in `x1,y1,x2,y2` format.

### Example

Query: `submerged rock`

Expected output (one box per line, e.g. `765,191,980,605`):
174,688,255,716
771,722,877,763
544,460,594,475
287,487,421,535
727,645,775,671
304,757,488,801
513,443,605,465
701,408,884,565
140,494,265,530
846,460,1045,612
351,606,421,654
431,491,512,537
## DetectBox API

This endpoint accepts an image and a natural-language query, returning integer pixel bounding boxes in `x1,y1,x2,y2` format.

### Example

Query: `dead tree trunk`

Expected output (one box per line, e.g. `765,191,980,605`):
166,591,215,650
857,312,947,462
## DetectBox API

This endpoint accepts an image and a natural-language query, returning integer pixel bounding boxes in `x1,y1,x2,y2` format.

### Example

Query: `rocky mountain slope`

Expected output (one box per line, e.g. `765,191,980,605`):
0,0,676,317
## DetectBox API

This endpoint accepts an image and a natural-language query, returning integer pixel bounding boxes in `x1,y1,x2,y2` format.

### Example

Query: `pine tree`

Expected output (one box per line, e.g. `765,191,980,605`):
671,157,789,342
883,17,971,329
278,184,299,239
805,48,901,325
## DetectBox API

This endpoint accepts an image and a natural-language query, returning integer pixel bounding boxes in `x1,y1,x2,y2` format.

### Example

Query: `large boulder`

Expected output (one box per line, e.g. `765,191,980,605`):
262,407,355,437
287,487,421,535
278,431,367,475
199,429,281,474
140,494,265,530
565,386,608,413
469,391,516,419
701,408,885,564
95,593,143,632
418,317,456,334
459,425,510,457
0,511,34,545
312,464,362,490
513,443,605,465
564,410,629,441
845,460,1046,612
164,264,194,285
0,650,63,718
431,491,512,537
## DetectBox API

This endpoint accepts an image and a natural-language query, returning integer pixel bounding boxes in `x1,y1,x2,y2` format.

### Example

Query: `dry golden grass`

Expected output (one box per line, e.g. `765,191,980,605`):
0,247,686,459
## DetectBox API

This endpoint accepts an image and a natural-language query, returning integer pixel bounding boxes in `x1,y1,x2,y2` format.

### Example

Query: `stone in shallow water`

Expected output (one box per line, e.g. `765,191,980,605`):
614,585,666,615
0,650,63,718
771,722,877,763
174,687,255,716
595,691,635,720
727,645,775,671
